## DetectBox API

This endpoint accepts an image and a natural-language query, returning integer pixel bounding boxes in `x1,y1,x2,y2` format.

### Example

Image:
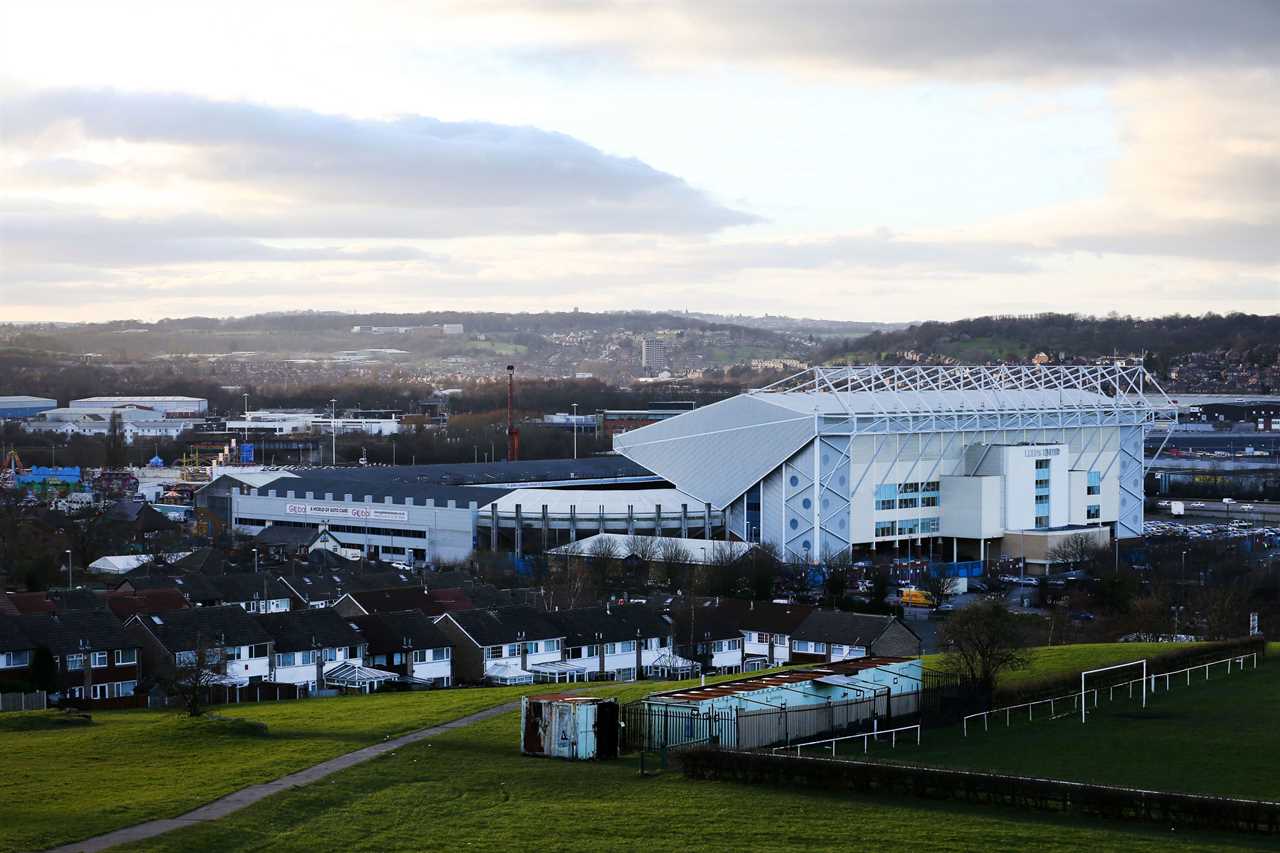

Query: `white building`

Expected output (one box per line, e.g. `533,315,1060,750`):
225,411,401,436
70,396,208,416
614,365,1176,572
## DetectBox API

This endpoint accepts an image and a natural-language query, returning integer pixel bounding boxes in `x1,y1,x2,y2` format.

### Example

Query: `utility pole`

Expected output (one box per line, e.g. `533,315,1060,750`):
329,399,337,466
572,402,578,460
65,549,73,590
506,365,519,462
242,393,249,444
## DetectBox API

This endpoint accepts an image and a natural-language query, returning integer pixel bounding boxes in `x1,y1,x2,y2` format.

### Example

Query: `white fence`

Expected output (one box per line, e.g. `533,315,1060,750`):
772,722,922,757
963,651,1260,737
0,691,47,712
963,689,1098,736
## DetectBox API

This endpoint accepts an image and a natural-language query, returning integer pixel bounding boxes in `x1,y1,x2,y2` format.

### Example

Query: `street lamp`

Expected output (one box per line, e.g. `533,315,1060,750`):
242,393,249,445
65,549,73,590
571,402,579,460
329,399,337,465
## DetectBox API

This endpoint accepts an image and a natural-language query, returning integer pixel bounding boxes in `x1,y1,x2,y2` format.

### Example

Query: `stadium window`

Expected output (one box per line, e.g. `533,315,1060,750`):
921,481,940,493
898,482,919,494
921,495,939,508
1087,504,1101,520
1035,458,1051,470
1087,470,1101,496
876,498,895,511
1035,515,1049,528
875,521,896,538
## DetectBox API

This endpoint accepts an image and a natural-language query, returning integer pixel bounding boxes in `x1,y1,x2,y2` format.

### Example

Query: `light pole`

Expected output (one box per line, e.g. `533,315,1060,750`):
329,399,337,466
65,549,73,590
571,402,578,460
242,393,249,445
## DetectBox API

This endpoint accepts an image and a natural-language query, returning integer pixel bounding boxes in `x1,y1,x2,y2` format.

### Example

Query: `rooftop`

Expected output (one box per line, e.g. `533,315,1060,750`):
647,656,911,704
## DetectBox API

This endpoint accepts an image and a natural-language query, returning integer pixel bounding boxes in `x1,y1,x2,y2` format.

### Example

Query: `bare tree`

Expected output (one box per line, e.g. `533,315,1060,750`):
586,536,620,589
626,534,659,585
167,632,223,717
937,601,1030,693
920,570,960,607
1047,533,1107,571
655,539,692,591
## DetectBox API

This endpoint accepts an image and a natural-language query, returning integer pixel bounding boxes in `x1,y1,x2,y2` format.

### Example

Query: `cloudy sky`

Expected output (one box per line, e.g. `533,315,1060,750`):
2,1,1278,322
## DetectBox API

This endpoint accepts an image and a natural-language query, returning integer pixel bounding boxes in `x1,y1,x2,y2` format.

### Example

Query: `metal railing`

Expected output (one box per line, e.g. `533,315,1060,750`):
964,690,1098,736
772,721,922,757
1105,652,1257,701
964,651,1261,735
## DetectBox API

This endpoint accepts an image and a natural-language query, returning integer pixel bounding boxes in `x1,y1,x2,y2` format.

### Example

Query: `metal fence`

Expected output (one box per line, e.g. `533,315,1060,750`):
0,691,46,712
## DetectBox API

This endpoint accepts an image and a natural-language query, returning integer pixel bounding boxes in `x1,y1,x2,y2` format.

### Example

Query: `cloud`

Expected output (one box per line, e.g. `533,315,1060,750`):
480,1,1280,80
3,89,755,236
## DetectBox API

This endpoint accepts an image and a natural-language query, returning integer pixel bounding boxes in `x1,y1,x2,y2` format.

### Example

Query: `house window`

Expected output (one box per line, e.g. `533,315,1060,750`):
348,646,361,660
713,640,725,653
525,641,539,655
544,639,561,653
224,646,243,661
90,651,108,668
507,644,520,658
433,647,450,661
1087,504,1101,520
298,650,317,666
0,650,30,668
620,640,636,653
275,652,296,667
756,632,770,644
118,680,136,697
175,651,196,667
793,640,809,652
605,643,618,655
585,645,598,657
250,643,269,659
813,642,827,654
484,646,503,660
323,648,338,662
66,653,86,671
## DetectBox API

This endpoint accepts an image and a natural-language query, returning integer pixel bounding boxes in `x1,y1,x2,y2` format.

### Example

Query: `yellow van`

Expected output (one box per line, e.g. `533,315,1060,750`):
899,588,937,608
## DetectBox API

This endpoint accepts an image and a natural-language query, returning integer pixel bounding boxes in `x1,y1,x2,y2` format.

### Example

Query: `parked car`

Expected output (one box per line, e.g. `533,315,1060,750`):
1070,611,1096,622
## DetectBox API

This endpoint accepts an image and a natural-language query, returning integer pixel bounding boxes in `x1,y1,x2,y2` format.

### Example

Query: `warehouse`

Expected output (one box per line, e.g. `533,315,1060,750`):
614,365,1177,570
206,457,724,565
0,396,57,419
70,396,208,417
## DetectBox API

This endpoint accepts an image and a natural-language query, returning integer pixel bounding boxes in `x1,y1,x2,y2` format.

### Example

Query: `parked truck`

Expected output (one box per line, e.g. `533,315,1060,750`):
1170,501,1185,516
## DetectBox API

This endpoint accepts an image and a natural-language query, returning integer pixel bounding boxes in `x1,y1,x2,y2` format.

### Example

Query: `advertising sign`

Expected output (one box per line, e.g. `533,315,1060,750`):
284,502,410,523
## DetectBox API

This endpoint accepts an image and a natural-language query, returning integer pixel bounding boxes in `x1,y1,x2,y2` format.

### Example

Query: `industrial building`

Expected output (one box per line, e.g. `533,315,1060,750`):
70,396,209,417
202,457,726,564
613,365,1176,570
0,396,57,419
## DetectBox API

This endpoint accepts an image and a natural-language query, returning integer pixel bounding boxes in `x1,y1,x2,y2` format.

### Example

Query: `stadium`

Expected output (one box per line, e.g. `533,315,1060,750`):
211,364,1175,571
614,365,1177,570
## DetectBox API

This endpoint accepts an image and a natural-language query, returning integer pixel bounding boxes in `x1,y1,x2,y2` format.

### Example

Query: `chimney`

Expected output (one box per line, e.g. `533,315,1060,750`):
403,635,413,677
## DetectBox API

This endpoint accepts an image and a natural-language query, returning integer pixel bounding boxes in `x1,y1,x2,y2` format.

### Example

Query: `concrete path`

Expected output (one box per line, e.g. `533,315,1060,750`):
46,700,523,853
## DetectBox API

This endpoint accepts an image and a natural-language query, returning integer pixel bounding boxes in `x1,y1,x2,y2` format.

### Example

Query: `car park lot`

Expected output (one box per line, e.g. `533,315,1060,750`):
1144,518,1280,542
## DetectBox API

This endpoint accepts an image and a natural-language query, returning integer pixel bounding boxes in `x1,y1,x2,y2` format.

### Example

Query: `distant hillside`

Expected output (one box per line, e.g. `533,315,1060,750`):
683,312,907,338
814,313,1280,368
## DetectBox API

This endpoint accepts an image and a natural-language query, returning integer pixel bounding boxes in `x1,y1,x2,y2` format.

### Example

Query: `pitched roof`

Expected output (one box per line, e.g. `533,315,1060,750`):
340,587,439,616
253,526,318,547
444,606,564,647
0,616,34,652
16,610,134,655
6,589,105,615
712,599,814,635
255,608,364,652
205,573,293,604
350,611,452,653
791,610,902,646
277,569,420,604
669,600,745,643
122,573,223,604
103,588,190,619
169,548,229,576
545,605,671,646
132,605,272,652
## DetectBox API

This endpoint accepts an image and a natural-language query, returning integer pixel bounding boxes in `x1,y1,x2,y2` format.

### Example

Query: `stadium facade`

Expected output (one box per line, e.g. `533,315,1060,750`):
613,365,1176,568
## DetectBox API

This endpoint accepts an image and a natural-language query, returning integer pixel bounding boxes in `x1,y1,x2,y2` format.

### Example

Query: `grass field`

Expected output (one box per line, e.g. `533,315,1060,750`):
121,679,1277,853
0,685,546,853
5,645,1274,853
850,651,1278,800
922,641,1201,692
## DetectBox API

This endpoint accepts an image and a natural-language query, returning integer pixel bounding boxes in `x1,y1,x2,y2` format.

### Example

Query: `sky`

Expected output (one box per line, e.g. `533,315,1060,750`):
2,1,1278,323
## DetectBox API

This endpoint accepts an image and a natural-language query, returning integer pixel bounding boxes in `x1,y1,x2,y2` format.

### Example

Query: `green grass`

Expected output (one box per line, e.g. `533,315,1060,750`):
123,681,1277,853
852,654,1279,800
0,685,545,853
924,642,1201,693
